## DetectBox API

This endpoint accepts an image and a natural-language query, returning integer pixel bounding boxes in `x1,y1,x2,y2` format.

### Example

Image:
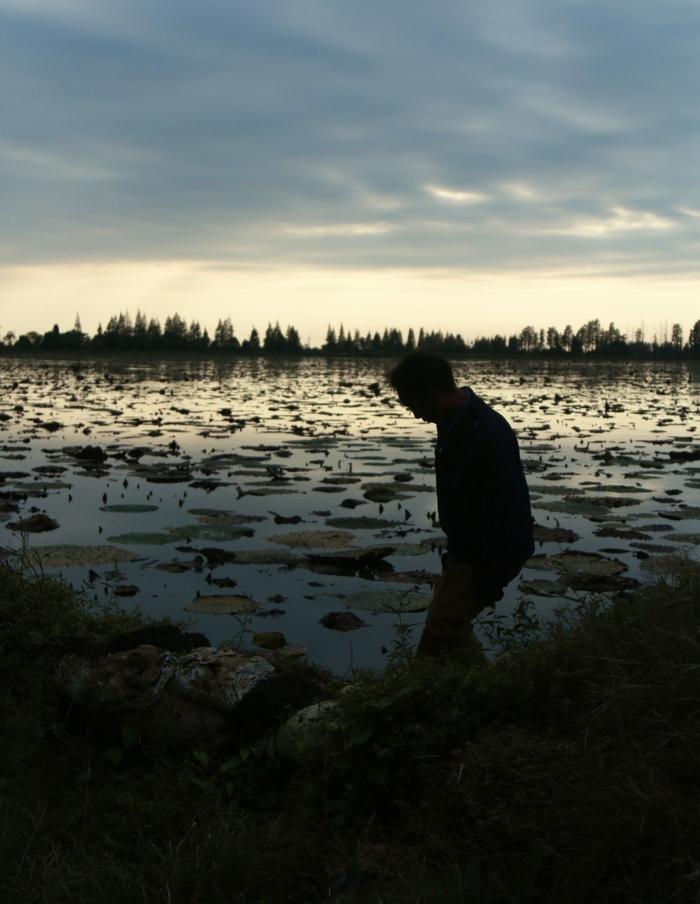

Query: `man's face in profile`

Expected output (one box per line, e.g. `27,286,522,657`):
398,389,439,423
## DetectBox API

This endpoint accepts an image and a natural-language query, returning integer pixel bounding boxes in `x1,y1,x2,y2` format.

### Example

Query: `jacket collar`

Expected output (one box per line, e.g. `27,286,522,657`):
437,386,477,441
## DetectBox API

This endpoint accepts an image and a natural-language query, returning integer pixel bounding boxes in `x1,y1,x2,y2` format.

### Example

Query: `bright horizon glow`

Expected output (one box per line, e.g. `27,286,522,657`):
1,260,697,346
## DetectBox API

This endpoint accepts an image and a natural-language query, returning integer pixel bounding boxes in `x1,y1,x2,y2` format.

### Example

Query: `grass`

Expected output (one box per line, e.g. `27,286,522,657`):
1,548,700,902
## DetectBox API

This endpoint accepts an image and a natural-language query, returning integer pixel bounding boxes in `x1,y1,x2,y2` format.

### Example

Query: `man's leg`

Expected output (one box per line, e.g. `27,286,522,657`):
415,562,488,663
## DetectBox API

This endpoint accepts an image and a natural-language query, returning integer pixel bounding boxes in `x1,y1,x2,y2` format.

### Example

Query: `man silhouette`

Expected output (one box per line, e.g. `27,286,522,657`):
388,351,534,661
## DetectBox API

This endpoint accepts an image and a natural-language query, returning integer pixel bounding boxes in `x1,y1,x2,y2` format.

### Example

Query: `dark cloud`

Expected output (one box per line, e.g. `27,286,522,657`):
1,0,699,274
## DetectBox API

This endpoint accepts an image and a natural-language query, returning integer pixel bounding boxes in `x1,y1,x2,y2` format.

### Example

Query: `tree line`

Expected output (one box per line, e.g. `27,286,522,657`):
2,312,700,359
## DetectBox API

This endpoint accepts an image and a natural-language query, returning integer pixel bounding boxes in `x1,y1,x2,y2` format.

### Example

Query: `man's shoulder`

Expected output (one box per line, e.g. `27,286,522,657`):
463,388,511,431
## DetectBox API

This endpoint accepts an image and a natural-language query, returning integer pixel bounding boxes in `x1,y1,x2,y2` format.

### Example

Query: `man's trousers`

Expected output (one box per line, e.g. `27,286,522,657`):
415,561,488,663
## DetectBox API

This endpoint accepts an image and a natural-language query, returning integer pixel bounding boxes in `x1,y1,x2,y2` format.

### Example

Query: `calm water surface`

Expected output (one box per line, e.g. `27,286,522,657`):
1,356,698,673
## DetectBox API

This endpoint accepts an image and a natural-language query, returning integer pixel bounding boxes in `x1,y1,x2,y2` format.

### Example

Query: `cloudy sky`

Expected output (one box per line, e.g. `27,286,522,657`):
1,0,699,343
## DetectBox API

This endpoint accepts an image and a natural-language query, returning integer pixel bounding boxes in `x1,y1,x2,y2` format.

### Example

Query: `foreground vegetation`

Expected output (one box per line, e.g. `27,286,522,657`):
2,551,700,903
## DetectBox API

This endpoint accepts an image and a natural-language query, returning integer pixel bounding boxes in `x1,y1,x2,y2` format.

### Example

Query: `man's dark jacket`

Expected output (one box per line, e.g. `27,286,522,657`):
435,387,534,602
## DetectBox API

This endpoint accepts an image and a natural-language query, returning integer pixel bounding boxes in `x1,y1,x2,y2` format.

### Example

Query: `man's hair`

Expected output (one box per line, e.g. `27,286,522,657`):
387,351,457,397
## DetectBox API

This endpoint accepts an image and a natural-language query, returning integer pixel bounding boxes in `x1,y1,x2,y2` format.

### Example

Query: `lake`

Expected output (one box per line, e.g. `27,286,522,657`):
1,355,699,673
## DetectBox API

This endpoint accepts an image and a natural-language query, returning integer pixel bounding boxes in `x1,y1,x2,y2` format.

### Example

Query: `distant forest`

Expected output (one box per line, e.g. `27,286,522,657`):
2,312,700,359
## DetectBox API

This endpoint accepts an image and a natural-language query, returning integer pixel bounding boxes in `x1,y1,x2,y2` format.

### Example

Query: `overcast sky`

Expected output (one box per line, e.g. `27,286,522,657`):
1,0,699,342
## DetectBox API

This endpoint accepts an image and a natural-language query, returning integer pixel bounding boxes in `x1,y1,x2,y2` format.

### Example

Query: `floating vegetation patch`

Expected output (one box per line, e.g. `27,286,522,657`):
579,483,651,494
233,549,301,566
534,496,642,516
185,594,259,615
373,569,438,585
11,480,72,494
266,529,356,550
387,543,434,556
529,485,586,497
107,524,255,545
187,508,266,525
342,589,431,613
361,481,431,502
99,504,159,513
663,533,700,545
656,507,700,521
325,516,403,530
239,486,300,496
320,476,361,485
24,544,142,567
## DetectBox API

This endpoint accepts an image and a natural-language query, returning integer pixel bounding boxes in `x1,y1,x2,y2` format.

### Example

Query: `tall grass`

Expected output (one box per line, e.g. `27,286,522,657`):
1,551,700,902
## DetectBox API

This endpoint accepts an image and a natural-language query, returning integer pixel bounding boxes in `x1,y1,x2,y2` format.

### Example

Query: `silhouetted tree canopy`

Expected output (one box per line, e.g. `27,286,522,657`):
3,313,699,360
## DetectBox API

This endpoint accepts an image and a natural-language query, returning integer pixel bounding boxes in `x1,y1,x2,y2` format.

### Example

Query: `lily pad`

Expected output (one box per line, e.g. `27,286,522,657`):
525,551,627,577
372,569,438,585
233,549,301,566
342,589,431,613
519,579,569,596
533,524,580,544
185,595,259,615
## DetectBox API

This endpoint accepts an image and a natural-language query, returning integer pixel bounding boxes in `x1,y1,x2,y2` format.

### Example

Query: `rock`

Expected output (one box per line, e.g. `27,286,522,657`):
7,513,59,532
74,445,108,462
273,701,340,762
58,644,323,749
113,584,139,597
319,612,367,632
339,498,367,509
304,546,395,578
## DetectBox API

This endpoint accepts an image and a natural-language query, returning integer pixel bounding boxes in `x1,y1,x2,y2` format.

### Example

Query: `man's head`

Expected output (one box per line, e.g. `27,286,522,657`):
387,351,461,423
